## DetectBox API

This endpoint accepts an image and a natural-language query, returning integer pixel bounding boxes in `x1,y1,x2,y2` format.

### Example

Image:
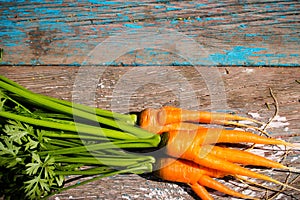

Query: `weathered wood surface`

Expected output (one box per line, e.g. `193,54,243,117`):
1,0,300,66
1,66,299,199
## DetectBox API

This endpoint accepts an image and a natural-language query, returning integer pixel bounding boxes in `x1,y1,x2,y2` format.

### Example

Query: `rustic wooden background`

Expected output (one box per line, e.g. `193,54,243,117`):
1,66,300,200
0,0,300,199
1,0,300,66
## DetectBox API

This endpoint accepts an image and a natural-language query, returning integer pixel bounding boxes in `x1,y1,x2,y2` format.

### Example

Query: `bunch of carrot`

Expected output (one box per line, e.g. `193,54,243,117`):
140,106,299,199
0,75,299,200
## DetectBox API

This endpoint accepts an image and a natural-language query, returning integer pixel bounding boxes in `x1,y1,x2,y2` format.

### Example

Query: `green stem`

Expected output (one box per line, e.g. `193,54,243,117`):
0,111,139,140
55,166,114,176
54,156,153,167
42,131,106,141
1,79,154,139
0,75,136,123
43,163,153,200
40,140,158,156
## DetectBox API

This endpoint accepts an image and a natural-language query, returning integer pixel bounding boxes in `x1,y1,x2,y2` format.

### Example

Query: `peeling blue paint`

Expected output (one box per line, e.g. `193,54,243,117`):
0,1,299,66
245,33,259,37
69,62,81,66
124,23,143,29
170,19,178,24
196,3,207,8
88,1,120,5
205,17,225,21
154,5,164,9
265,53,286,58
3,43,20,47
209,46,266,65
290,54,299,57
166,7,181,11
195,17,203,22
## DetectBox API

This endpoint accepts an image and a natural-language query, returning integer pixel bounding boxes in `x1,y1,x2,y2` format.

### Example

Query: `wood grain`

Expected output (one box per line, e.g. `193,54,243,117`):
1,0,299,66
1,66,299,199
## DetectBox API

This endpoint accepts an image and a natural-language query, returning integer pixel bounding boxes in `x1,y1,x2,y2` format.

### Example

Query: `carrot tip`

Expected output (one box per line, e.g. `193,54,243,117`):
284,142,300,148
286,167,300,173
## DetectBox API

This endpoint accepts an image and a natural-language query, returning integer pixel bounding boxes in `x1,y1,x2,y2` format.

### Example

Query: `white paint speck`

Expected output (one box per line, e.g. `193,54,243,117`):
291,156,299,162
242,68,254,73
274,115,287,121
97,82,105,88
248,112,261,119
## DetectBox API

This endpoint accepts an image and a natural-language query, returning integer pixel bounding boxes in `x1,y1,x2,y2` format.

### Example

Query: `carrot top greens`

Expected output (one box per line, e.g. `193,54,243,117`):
0,75,160,200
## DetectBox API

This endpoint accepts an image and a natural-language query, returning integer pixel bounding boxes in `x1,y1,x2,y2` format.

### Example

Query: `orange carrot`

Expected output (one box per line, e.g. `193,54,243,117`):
158,106,261,125
156,158,256,200
190,183,214,200
156,157,226,181
204,145,288,169
139,108,160,132
162,130,290,185
165,128,292,147
198,175,257,200
140,106,262,128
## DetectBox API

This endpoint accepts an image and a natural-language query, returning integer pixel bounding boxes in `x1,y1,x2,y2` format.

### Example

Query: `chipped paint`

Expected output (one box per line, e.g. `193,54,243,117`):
209,46,267,65
0,1,299,66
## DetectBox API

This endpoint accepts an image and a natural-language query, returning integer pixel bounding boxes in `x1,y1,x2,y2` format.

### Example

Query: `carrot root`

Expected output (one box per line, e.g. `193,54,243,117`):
198,175,258,200
167,128,293,147
204,145,287,169
158,106,263,125
190,183,214,200
139,106,264,134
163,131,294,185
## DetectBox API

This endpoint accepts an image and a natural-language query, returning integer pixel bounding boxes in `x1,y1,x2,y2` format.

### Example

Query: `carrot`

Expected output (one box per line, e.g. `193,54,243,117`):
140,106,262,129
197,175,258,200
165,128,292,147
156,157,226,181
203,145,288,169
141,121,200,134
156,158,256,200
158,106,262,125
162,130,300,192
190,184,214,200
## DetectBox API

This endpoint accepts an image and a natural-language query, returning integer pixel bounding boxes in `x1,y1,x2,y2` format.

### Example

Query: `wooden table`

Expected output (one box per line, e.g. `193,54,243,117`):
1,1,299,199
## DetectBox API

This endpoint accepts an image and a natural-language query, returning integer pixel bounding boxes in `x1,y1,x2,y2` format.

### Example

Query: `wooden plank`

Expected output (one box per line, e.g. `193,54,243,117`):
1,66,299,199
1,0,299,66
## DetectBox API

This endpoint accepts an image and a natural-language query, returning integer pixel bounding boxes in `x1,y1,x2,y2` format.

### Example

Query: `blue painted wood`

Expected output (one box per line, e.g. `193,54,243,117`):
0,0,299,66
